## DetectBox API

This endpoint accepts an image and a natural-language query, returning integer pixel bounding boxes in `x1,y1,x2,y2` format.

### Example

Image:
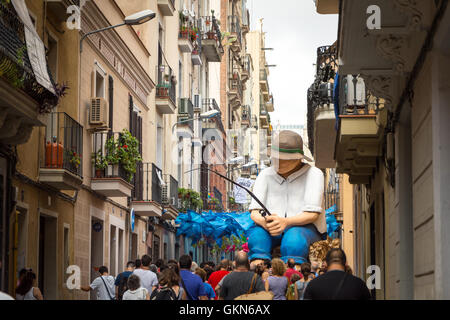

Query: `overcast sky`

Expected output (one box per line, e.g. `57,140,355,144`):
248,0,338,127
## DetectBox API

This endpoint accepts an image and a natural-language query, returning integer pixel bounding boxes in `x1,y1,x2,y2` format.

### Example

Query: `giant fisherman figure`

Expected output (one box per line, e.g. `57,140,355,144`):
248,130,327,265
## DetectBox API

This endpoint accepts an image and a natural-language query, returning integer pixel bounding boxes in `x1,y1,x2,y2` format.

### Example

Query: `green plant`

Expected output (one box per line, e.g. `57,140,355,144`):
91,151,108,170
97,130,142,182
178,188,203,212
116,129,142,182
68,149,81,169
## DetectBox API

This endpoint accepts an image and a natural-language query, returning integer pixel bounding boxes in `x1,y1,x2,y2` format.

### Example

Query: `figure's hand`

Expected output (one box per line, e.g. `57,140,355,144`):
266,215,288,236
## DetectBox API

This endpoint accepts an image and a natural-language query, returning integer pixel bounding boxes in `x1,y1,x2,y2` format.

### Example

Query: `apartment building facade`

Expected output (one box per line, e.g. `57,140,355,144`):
314,0,450,299
246,21,274,179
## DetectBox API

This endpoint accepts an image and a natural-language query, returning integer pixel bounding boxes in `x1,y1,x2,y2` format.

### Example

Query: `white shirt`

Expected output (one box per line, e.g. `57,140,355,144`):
133,269,158,296
123,287,148,300
90,275,116,300
249,164,326,234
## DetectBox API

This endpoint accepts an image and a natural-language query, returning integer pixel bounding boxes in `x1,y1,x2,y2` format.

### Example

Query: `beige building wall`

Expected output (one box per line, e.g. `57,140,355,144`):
341,174,355,272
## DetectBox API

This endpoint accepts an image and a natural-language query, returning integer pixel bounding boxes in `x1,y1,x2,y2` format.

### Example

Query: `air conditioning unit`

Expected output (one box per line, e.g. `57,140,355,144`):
89,97,108,127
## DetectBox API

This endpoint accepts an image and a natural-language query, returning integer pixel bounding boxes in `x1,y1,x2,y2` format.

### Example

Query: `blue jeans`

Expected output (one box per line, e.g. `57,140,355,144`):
247,224,324,264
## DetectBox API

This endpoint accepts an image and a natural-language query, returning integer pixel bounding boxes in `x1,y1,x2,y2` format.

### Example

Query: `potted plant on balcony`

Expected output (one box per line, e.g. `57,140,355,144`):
116,129,143,183
67,149,81,172
91,151,108,178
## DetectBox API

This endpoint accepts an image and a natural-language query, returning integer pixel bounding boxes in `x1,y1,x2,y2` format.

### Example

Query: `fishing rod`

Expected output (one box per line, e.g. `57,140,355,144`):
185,167,272,218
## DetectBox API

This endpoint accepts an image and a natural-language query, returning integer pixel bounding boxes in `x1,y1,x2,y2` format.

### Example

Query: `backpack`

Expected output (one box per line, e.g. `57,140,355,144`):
286,283,296,300
117,273,130,300
150,287,177,301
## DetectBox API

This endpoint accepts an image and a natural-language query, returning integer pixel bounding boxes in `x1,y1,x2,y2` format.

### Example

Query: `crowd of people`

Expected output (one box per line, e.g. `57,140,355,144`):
5,247,371,300
76,247,371,301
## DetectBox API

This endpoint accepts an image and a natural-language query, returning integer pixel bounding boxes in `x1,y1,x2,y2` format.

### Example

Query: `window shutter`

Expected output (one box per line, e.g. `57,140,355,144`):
108,76,114,129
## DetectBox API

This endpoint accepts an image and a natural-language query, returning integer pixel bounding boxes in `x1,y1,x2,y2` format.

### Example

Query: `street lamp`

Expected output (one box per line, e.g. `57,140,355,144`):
80,10,156,52
172,109,220,134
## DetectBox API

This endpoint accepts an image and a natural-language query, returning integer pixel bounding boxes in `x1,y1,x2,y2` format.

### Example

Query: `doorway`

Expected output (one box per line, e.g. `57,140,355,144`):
15,209,27,286
109,225,117,276
38,214,57,300
131,233,138,261
90,218,104,300
118,229,124,272
153,234,160,262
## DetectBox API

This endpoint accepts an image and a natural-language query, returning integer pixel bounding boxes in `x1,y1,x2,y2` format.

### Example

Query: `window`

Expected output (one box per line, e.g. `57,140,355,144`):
93,62,106,98
158,22,165,52
156,125,163,169
63,226,69,282
46,32,58,82
179,60,183,99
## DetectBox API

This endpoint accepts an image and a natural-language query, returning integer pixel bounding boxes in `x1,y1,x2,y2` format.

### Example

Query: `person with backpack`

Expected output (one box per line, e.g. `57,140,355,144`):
115,261,135,300
81,266,115,300
286,273,301,300
122,274,149,300
150,268,180,300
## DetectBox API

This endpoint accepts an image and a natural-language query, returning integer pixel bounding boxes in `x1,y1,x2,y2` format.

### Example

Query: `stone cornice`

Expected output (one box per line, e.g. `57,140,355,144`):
81,1,154,107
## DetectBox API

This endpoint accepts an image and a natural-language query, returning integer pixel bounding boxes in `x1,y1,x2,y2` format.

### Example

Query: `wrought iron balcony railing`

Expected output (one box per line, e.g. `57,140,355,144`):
41,112,83,178
316,45,337,84
242,105,251,124
92,131,129,182
178,98,195,132
339,75,383,116
200,15,224,52
228,15,242,47
156,64,176,105
0,1,56,111
229,72,243,100
202,98,225,134
133,162,163,204
260,68,268,82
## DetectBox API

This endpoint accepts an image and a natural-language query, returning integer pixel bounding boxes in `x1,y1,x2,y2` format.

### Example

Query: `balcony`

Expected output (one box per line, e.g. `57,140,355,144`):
241,105,251,128
0,1,58,145
252,115,258,130
157,0,175,16
178,98,194,132
241,9,250,34
335,75,387,183
228,72,243,109
178,17,197,53
228,15,242,53
155,64,176,114
191,43,202,66
200,16,224,62
307,44,337,168
202,98,225,134
39,113,83,190
91,132,134,197
161,174,179,220
315,0,339,14
259,69,270,101
131,163,163,217
260,109,269,129
241,55,251,83
266,95,274,112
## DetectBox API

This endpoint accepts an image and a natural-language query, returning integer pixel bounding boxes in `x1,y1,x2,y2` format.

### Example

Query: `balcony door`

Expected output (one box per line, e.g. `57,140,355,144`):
156,125,163,169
